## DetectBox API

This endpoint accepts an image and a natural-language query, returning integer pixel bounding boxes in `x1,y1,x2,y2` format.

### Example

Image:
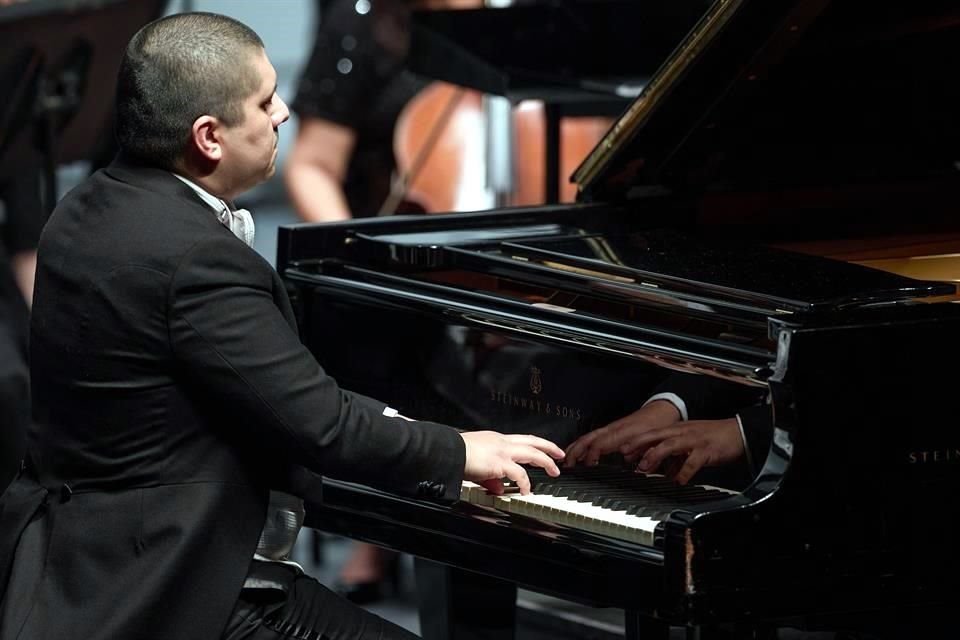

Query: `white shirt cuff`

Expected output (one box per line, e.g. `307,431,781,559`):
643,392,688,421
383,406,414,421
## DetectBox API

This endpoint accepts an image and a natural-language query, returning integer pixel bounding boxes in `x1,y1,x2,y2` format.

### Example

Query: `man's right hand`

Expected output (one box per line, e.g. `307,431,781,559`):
460,431,564,496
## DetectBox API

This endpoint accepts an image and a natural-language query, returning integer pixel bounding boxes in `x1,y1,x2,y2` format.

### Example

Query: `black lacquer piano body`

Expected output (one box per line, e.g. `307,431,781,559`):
278,0,960,636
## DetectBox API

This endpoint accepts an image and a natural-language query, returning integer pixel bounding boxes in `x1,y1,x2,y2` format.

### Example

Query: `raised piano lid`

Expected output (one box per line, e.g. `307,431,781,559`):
406,0,712,103
574,0,960,200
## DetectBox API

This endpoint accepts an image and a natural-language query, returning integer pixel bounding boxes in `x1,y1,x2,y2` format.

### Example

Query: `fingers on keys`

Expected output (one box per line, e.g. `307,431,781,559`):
481,478,506,495
501,462,532,494
504,434,563,478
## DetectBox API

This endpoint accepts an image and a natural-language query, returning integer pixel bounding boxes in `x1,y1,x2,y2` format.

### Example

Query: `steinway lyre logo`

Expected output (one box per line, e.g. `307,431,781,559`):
488,364,582,421
529,366,543,395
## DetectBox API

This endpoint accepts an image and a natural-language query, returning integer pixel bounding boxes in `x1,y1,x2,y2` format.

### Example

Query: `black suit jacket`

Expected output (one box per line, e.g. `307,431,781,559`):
0,157,466,640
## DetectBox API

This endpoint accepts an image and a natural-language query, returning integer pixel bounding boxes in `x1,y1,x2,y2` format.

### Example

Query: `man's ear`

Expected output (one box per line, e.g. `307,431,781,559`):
190,115,223,162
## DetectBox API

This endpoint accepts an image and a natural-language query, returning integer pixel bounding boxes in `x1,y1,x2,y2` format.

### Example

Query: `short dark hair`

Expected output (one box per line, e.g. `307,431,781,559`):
115,12,264,170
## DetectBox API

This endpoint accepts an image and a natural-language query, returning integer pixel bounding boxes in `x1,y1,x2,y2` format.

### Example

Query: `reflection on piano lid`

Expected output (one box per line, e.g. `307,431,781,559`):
407,0,712,103
575,0,960,200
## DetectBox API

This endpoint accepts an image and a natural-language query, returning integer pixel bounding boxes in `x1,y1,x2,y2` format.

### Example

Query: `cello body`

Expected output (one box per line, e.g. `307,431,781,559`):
392,80,612,213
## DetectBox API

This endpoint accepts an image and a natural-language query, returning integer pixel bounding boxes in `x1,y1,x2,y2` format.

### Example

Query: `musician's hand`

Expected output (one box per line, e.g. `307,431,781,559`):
563,400,681,468
460,431,564,495
629,418,744,485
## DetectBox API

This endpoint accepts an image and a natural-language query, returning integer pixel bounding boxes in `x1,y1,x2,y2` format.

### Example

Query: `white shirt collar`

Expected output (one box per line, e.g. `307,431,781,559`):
171,173,256,247
171,173,229,214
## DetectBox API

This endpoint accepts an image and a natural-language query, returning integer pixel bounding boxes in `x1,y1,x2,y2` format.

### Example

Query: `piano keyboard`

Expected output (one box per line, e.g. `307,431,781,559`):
461,466,738,546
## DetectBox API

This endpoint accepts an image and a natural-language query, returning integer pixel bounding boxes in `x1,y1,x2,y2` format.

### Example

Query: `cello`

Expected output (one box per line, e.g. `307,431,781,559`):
384,78,613,215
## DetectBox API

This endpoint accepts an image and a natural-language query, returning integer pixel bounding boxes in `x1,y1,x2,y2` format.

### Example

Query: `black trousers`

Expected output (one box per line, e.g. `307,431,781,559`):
222,571,419,640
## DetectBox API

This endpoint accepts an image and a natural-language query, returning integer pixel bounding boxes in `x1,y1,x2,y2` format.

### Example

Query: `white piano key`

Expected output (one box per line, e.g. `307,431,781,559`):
459,474,736,547
462,486,658,545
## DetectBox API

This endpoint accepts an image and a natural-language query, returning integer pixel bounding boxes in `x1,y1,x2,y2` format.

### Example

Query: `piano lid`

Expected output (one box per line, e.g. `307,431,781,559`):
575,0,960,200
407,1,711,104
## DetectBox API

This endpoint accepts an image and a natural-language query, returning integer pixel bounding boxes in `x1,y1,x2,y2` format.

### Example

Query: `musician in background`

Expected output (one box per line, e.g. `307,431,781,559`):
285,0,418,222
0,158,43,495
565,373,771,487
285,0,479,223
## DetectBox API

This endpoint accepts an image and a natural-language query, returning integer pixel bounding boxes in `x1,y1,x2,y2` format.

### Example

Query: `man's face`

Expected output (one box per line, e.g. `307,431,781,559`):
219,48,289,197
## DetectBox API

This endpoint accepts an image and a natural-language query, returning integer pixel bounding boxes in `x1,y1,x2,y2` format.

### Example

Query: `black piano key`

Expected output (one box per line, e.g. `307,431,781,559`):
636,506,674,520
607,499,629,512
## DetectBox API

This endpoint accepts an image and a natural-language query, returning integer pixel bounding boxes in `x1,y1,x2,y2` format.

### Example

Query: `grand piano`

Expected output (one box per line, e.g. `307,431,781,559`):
278,0,960,637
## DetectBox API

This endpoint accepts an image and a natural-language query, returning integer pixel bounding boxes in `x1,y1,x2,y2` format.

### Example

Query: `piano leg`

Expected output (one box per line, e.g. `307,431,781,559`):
415,558,517,640
624,610,669,640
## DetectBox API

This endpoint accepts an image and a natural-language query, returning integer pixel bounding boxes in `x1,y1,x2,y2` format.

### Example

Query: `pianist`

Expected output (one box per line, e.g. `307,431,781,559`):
0,12,564,640
565,373,770,486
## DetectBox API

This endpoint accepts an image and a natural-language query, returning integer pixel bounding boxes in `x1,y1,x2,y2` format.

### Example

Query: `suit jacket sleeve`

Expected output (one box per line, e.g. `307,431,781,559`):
654,372,765,421
167,235,464,501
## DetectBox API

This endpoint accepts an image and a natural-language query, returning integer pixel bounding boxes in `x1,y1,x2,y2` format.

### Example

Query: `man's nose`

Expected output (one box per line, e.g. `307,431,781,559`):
273,96,290,127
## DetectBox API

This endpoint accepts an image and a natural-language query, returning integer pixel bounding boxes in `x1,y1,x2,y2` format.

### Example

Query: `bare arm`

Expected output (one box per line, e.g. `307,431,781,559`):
10,249,36,308
284,117,356,222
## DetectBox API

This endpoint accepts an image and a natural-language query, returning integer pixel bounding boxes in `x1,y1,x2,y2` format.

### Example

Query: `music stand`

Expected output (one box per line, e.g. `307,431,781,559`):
0,0,168,214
